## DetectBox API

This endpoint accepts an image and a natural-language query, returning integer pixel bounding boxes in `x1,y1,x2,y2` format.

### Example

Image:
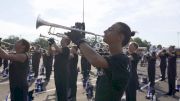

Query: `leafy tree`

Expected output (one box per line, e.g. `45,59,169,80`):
86,36,103,47
32,38,49,49
1,35,19,50
2,35,19,44
132,37,151,48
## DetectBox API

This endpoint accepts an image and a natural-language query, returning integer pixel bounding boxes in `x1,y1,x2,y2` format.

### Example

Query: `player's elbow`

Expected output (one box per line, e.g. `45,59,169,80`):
90,58,108,68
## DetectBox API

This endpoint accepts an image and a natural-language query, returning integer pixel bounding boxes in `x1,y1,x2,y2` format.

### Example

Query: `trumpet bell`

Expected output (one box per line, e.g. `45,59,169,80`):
36,16,48,29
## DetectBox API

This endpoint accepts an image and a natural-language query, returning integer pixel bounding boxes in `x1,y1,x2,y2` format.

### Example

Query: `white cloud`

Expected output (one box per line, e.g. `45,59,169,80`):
0,20,38,41
29,0,117,35
0,0,179,47
115,0,180,22
28,0,180,47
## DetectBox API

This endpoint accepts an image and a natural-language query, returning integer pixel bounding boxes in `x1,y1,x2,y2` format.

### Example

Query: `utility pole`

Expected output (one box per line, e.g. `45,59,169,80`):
178,32,180,48
82,0,84,23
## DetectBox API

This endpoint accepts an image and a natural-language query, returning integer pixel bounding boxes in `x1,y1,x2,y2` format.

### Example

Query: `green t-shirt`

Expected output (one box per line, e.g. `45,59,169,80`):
95,53,130,101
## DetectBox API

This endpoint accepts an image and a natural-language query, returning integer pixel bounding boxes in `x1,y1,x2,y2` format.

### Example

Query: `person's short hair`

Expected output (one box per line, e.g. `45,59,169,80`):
35,44,41,48
20,39,30,52
116,22,136,46
63,37,71,45
131,42,139,49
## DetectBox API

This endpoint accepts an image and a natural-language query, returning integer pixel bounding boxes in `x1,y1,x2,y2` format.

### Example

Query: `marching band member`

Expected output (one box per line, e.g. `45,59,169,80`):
32,44,41,78
2,59,9,76
0,57,2,68
158,49,168,81
126,42,141,101
68,46,79,101
42,46,53,82
166,46,177,96
1,47,9,75
147,51,157,88
49,37,71,101
81,55,91,83
0,39,30,101
66,22,135,101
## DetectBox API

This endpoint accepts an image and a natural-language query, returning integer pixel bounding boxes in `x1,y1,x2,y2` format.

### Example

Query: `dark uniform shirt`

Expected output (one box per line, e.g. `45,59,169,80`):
0,57,2,67
9,55,29,86
95,53,130,101
54,47,70,72
159,52,168,67
128,53,140,88
147,52,156,68
43,53,53,67
54,47,70,101
32,51,41,67
69,54,78,75
81,56,91,72
68,54,79,97
167,52,177,76
3,59,8,68
9,53,29,101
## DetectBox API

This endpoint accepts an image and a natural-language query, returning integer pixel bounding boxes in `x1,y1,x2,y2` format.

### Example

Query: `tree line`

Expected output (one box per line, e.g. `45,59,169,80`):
1,35,152,50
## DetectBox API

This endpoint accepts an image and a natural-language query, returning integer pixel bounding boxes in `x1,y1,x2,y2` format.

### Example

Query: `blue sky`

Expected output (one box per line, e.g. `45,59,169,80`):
0,0,180,47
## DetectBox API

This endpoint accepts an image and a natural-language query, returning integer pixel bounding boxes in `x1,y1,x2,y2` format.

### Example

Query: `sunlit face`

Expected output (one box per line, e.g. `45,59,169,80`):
15,40,25,53
35,45,40,50
128,43,137,53
103,23,123,44
168,46,174,52
61,38,70,47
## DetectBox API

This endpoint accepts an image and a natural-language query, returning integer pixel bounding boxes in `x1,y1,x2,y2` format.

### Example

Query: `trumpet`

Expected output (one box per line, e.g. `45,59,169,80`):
40,34,50,39
36,16,103,37
39,34,58,41
48,27,67,38
0,41,14,46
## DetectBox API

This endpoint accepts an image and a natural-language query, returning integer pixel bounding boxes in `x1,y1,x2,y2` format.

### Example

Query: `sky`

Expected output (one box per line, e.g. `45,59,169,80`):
0,0,180,47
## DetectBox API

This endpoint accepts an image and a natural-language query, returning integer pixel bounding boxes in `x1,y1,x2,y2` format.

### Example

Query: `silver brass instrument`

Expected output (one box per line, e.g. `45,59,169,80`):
40,34,50,39
0,40,14,51
36,16,103,37
48,27,67,38
39,34,59,41
0,41,14,46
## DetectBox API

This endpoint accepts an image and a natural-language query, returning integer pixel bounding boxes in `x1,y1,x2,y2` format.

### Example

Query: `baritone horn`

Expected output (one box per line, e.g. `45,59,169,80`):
36,16,103,37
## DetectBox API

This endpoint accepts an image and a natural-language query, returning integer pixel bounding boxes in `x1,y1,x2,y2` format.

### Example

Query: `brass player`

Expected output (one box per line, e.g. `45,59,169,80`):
68,46,79,101
165,46,177,96
158,49,168,81
49,37,71,101
42,46,53,82
66,22,135,101
31,44,41,78
0,39,30,101
126,42,141,101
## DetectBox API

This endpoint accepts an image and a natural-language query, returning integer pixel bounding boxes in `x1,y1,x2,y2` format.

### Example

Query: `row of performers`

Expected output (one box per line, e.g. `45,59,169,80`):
0,22,178,101
29,41,178,101
144,46,177,97
0,47,9,77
